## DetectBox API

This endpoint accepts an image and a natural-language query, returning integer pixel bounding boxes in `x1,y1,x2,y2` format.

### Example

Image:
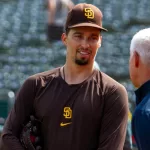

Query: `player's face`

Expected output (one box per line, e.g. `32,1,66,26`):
62,26,102,66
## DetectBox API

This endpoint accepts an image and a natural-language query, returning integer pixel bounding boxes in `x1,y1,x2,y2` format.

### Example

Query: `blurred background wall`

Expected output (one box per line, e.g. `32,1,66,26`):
0,0,150,114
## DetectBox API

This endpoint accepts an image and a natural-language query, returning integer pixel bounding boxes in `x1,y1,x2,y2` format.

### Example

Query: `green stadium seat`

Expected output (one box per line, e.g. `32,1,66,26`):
0,89,15,123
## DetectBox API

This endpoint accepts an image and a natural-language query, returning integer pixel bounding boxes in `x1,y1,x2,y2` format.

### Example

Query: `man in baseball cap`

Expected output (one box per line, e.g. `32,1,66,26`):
0,3,128,150
60,3,128,150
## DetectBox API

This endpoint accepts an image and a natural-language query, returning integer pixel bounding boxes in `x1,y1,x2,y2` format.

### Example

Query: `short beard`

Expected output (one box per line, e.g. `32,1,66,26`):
75,58,88,65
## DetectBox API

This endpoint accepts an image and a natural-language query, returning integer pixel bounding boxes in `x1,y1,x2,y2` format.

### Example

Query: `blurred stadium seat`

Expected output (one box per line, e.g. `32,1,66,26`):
0,89,15,135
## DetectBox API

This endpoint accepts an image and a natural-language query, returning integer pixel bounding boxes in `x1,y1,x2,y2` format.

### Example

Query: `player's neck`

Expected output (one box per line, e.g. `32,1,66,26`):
61,63,94,84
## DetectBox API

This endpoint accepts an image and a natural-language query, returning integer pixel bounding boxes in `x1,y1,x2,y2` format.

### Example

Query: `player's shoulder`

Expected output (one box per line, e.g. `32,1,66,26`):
94,70,126,91
26,67,60,83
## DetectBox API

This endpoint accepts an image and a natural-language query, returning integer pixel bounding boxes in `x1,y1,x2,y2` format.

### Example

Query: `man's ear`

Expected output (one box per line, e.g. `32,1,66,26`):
134,51,140,67
98,36,102,48
61,33,67,46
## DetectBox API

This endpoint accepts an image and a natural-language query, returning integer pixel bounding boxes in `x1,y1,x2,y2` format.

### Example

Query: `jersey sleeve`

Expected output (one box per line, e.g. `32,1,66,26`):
97,84,128,150
0,76,37,150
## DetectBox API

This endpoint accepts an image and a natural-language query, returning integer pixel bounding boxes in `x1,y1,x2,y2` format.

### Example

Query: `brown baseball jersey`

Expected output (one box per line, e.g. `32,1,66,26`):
0,67,128,150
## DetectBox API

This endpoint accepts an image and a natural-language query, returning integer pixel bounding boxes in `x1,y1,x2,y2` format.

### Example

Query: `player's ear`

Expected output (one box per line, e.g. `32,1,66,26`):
98,36,102,48
61,33,67,46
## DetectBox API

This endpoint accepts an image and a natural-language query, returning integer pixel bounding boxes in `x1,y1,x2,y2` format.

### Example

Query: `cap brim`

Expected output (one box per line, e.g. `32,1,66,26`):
68,23,108,32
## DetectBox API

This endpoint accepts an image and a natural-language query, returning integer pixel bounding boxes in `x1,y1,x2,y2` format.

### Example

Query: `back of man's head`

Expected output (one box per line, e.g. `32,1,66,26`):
130,28,150,66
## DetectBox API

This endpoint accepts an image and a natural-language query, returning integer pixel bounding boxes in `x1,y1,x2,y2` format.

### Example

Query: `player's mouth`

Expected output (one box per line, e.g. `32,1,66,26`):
79,51,91,55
